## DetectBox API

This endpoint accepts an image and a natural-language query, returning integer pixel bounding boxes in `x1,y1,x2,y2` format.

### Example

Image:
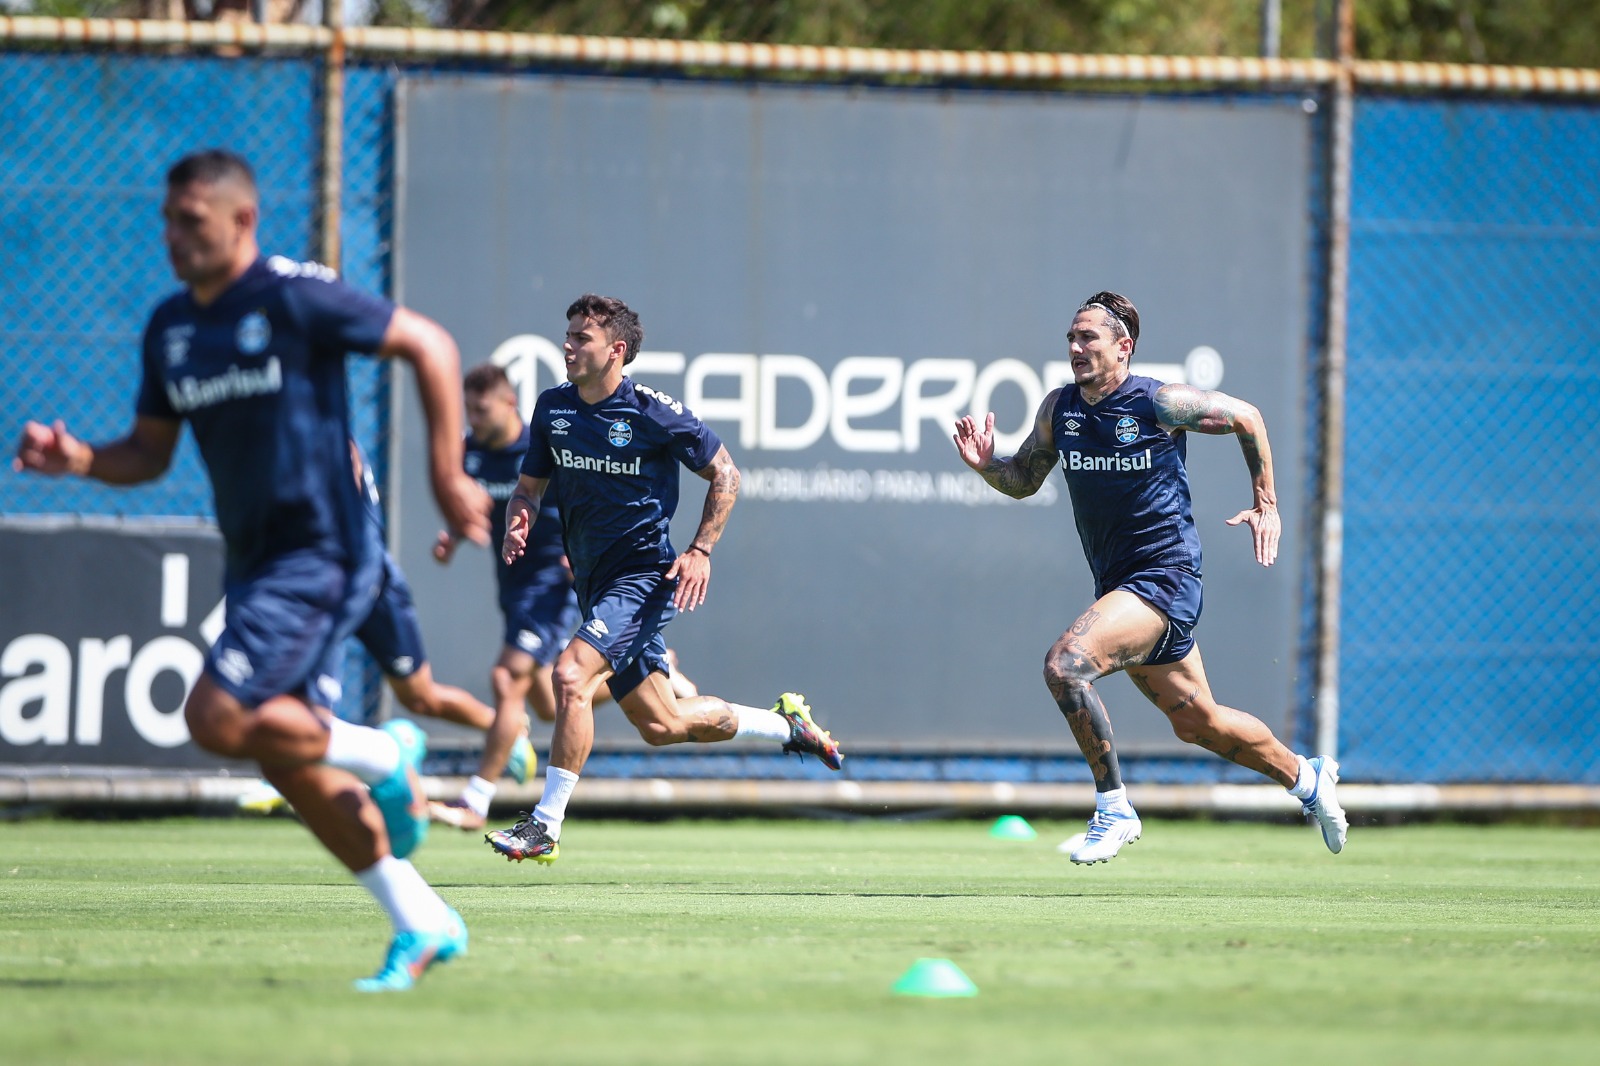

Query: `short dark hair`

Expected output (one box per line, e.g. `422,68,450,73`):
1077,291,1140,354
464,362,513,396
567,293,644,365
166,149,257,194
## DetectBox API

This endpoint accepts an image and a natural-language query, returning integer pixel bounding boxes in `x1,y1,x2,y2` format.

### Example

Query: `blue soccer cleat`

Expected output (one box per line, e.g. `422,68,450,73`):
505,733,536,785
353,907,468,993
370,719,429,860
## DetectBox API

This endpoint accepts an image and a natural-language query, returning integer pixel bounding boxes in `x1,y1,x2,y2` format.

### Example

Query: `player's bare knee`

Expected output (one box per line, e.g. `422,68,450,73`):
1043,652,1100,703
635,719,682,746
183,695,245,756
1166,702,1218,746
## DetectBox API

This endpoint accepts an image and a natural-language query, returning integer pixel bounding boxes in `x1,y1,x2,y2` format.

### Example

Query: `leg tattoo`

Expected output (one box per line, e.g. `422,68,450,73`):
1046,632,1123,792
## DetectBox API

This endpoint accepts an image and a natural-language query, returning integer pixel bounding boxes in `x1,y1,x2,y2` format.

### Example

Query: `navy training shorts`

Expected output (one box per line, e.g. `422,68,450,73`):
1114,566,1204,667
500,571,582,667
353,551,427,679
206,548,378,709
570,569,676,701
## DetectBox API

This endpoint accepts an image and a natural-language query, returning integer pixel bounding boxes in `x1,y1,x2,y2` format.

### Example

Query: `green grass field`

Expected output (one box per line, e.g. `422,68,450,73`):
2,815,1597,1065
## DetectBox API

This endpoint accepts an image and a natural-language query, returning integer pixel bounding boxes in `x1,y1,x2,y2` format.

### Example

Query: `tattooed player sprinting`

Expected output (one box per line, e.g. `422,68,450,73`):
484,294,842,864
953,291,1346,864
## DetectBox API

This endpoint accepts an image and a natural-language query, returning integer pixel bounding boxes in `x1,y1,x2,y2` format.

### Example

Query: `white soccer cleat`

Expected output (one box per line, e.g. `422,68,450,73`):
1056,832,1088,855
1302,755,1348,854
1069,809,1143,865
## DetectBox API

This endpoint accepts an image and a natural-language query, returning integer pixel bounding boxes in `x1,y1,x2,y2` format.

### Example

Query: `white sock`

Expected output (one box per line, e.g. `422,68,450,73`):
533,766,580,839
732,704,791,742
324,718,401,785
1096,786,1134,815
354,855,453,934
1288,755,1316,799
461,775,496,819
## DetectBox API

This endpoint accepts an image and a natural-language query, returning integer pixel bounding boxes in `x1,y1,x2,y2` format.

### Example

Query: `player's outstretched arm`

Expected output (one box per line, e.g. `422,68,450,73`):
13,416,179,485
952,390,1060,499
1154,383,1281,566
379,307,490,546
667,444,739,612
502,474,547,566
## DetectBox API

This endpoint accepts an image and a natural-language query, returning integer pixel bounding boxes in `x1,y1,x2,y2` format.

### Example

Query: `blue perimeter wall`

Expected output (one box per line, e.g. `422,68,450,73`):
3,55,1597,783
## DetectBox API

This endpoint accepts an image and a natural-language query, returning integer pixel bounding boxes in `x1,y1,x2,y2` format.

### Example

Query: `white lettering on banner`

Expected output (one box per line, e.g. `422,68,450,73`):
75,636,132,745
125,637,204,749
0,634,72,745
487,336,1224,497
0,552,223,751
742,466,1059,506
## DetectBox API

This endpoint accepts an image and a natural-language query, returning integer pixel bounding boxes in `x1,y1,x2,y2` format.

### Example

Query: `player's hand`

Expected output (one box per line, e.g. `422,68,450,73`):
952,412,996,471
435,470,491,547
432,529,458,564
665,548,711,612
1226,505,1281,567
13,420,88,477
503,510,530,566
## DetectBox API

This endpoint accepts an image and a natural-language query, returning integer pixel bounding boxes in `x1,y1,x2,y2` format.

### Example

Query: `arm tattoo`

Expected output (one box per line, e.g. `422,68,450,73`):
690,449,740,553
980,436,1057,499
1154,383,1249,436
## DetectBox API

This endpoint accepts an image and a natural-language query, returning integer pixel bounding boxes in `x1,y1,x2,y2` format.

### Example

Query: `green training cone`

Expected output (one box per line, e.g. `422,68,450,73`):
892,958,979,998
988,814,1038,840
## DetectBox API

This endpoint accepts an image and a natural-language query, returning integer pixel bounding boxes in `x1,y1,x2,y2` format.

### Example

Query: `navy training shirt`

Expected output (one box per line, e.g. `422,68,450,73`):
1051,374,1203,594
520,377,721,603
136,256,394,582
466,424,565,599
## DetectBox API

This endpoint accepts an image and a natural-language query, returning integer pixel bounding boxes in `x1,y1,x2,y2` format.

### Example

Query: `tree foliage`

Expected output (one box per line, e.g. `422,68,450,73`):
13,0,1600,68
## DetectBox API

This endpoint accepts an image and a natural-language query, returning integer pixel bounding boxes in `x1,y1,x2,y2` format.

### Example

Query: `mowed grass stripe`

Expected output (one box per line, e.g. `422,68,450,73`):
1,818,1596,1065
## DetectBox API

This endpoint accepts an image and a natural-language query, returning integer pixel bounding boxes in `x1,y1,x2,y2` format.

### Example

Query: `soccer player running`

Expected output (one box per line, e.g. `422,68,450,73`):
483,294,842,864
350,442,526,774
952,291,1347,864
237,442,527,815
12,150,492,989
427,362,574,830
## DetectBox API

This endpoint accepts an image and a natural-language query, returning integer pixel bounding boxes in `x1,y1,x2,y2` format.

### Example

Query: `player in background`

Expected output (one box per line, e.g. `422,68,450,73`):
13,149,491,990
351,442,535,781
239,442,535,815
430,363,701,831
483,294,842,864
952,290,1347,865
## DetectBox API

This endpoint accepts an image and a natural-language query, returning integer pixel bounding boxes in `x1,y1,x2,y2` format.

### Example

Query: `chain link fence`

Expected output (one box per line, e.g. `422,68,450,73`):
3,29,1598,785
1342,97,1600,782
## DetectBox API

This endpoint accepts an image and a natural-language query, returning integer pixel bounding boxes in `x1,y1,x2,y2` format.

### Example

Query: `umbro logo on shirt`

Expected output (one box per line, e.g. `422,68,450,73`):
1062,418,1082,436
550,418,571,435
217,648,254,686
585,618,610,638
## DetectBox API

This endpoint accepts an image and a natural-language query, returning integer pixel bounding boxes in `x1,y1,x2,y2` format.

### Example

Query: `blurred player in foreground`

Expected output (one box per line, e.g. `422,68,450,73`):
239,441,536,814
953,290,1347,864
429,364,700,831
14,149,490,990
483,294,842,865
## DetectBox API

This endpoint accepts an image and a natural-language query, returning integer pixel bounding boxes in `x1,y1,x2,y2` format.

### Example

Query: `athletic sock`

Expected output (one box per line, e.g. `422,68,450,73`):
533,766,580,840
731,704,791,742
1288,755,1316,800
324,717,401,785
1096,786,1135,816
355,855,453,934
461,775,496,819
